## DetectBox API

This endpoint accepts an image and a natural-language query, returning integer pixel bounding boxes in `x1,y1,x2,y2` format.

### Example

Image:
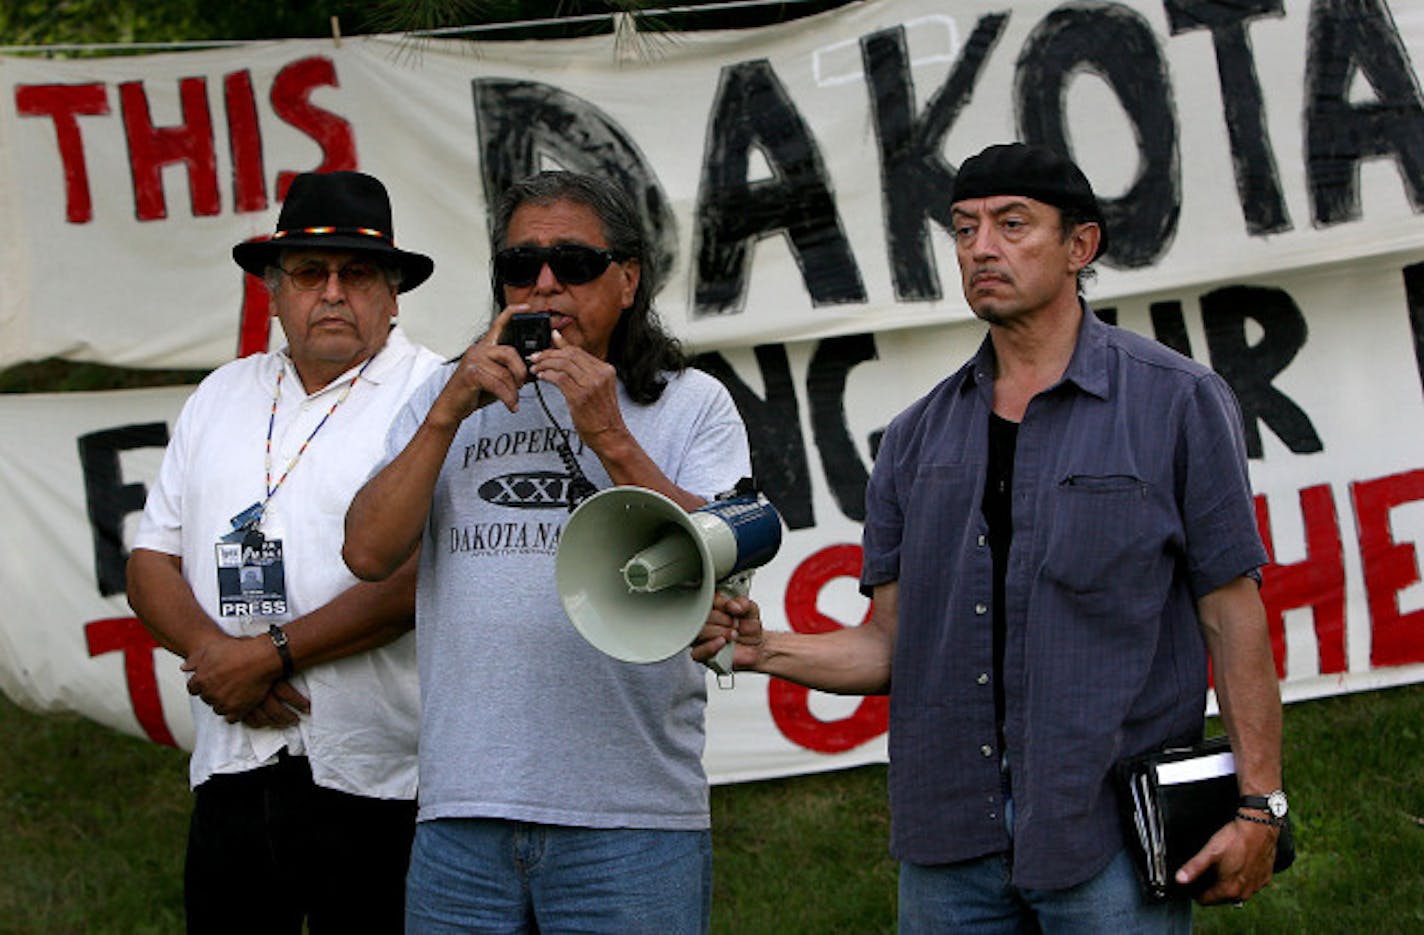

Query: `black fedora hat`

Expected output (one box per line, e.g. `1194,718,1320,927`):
952,142,1109,261
233,171,434,293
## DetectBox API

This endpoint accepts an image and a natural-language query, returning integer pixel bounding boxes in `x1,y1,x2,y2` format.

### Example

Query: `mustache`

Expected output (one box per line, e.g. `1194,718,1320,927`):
969,267,1011,286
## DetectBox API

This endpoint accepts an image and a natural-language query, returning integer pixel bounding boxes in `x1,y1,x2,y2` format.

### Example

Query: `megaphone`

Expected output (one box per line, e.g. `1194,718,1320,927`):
556,485,782,678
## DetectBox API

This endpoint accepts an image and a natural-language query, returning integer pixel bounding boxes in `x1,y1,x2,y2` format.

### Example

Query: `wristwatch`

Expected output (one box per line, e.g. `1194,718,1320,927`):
1239,790,1289,821
268,623,295,680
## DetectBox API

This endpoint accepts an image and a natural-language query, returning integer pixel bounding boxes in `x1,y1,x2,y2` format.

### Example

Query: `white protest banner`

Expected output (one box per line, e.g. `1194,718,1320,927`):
0,386,197,750
3,0,1424,781
3,0,1423,366
7,248,1424,782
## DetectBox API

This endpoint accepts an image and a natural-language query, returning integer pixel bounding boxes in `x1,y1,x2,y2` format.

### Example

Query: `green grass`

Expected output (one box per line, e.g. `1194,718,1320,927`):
1192,682,1424,935
0,698,189,933
711,763,897,933
3,684,1422,933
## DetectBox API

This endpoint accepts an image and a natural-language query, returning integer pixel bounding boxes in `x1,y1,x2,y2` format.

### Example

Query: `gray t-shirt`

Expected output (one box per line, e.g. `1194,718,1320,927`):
386,366,750,829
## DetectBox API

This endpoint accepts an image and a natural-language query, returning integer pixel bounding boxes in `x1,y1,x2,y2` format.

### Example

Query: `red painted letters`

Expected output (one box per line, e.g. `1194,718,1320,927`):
270,57,356,200
237,273,274,358
1255,486,1347,677
1352,469,1424,668
15,56,355,224
771,543,889,753
14,83,110,223
224,69,268,213
84,616,177,747
120,77,220,220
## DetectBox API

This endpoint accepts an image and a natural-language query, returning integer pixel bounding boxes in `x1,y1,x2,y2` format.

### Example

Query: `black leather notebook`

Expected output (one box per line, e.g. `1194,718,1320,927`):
1116,736,1295,900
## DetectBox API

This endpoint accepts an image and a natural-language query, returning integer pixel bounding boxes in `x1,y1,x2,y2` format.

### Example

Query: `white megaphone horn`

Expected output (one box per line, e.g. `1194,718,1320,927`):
556,485,782,680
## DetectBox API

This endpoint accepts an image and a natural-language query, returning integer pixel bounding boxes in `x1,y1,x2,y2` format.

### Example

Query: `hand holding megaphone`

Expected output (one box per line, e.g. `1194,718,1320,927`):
555,485,782,681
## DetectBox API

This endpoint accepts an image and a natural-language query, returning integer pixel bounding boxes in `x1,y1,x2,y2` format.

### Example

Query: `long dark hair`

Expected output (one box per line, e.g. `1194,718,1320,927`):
490,171,685,404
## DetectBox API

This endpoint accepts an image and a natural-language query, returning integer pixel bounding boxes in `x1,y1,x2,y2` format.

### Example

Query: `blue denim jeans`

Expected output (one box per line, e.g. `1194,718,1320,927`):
899,794,1191,934
899,849,1191,934
405,818,712,934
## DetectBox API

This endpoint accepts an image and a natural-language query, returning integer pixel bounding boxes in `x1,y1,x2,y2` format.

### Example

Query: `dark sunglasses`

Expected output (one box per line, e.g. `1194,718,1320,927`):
494,244,622,287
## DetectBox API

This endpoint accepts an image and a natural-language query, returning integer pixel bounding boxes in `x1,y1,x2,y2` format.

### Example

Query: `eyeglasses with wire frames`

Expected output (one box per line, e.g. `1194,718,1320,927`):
280,261,387,292
494,244,624,288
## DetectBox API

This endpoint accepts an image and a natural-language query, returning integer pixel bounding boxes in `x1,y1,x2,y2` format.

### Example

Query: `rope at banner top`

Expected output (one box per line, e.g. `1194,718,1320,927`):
0,0,837,55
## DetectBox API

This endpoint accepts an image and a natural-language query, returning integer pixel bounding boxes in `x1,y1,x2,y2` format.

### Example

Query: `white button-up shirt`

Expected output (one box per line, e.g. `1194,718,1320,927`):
134,326,443,798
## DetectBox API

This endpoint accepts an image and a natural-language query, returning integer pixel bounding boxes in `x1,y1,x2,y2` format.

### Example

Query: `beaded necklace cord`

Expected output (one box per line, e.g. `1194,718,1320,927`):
261,355,375,512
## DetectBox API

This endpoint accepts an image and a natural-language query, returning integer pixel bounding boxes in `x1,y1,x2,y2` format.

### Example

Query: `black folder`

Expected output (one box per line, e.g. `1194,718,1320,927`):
1116,736,1295,900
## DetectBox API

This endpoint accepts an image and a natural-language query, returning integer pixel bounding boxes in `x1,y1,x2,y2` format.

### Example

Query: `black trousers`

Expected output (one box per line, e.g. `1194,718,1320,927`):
184,751,416,935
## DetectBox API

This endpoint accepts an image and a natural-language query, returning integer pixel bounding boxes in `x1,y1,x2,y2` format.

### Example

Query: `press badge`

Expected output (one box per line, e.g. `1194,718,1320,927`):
215,529,288,619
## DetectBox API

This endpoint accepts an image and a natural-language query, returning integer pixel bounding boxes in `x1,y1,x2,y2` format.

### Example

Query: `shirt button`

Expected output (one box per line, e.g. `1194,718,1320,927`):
977,534,987,547
977,673,989,685
975,603,987,615
980,744,994,758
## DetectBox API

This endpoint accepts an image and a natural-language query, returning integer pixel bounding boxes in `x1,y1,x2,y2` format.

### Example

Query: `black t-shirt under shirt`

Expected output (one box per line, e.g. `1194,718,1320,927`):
982,412,1018,771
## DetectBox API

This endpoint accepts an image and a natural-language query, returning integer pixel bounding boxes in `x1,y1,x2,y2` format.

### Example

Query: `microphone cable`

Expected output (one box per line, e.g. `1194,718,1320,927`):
532,378,599,510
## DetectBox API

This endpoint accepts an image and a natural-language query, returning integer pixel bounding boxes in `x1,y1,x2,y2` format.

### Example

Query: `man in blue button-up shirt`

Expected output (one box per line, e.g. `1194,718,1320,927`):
700,143,1286,931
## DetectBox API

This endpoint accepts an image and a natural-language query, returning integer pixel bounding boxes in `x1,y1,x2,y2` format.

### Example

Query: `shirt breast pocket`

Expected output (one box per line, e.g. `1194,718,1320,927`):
1041,474,1155,595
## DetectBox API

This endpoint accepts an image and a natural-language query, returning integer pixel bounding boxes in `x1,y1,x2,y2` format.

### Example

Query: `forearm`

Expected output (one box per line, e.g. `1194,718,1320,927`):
129,547,284,721
1216,663,1283,796
525,334,709,507
1200,577,1283,794
749,581,897,694
585,425,707,510
343,416,457,580
284,553,419,670
125,547,226,658
753,626,893,695
1177,576,1283,902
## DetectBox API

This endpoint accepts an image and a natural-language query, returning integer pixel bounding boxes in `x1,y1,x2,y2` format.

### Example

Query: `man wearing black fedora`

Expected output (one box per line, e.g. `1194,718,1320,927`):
127,170,443,932
707,142,1285,930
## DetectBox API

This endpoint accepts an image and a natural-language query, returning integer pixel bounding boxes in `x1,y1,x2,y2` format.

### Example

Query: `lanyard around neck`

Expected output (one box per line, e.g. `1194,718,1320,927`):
262,355,375,507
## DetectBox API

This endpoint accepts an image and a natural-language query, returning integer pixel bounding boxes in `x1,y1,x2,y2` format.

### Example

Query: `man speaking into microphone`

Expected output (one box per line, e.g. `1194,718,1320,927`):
343,171,749,933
